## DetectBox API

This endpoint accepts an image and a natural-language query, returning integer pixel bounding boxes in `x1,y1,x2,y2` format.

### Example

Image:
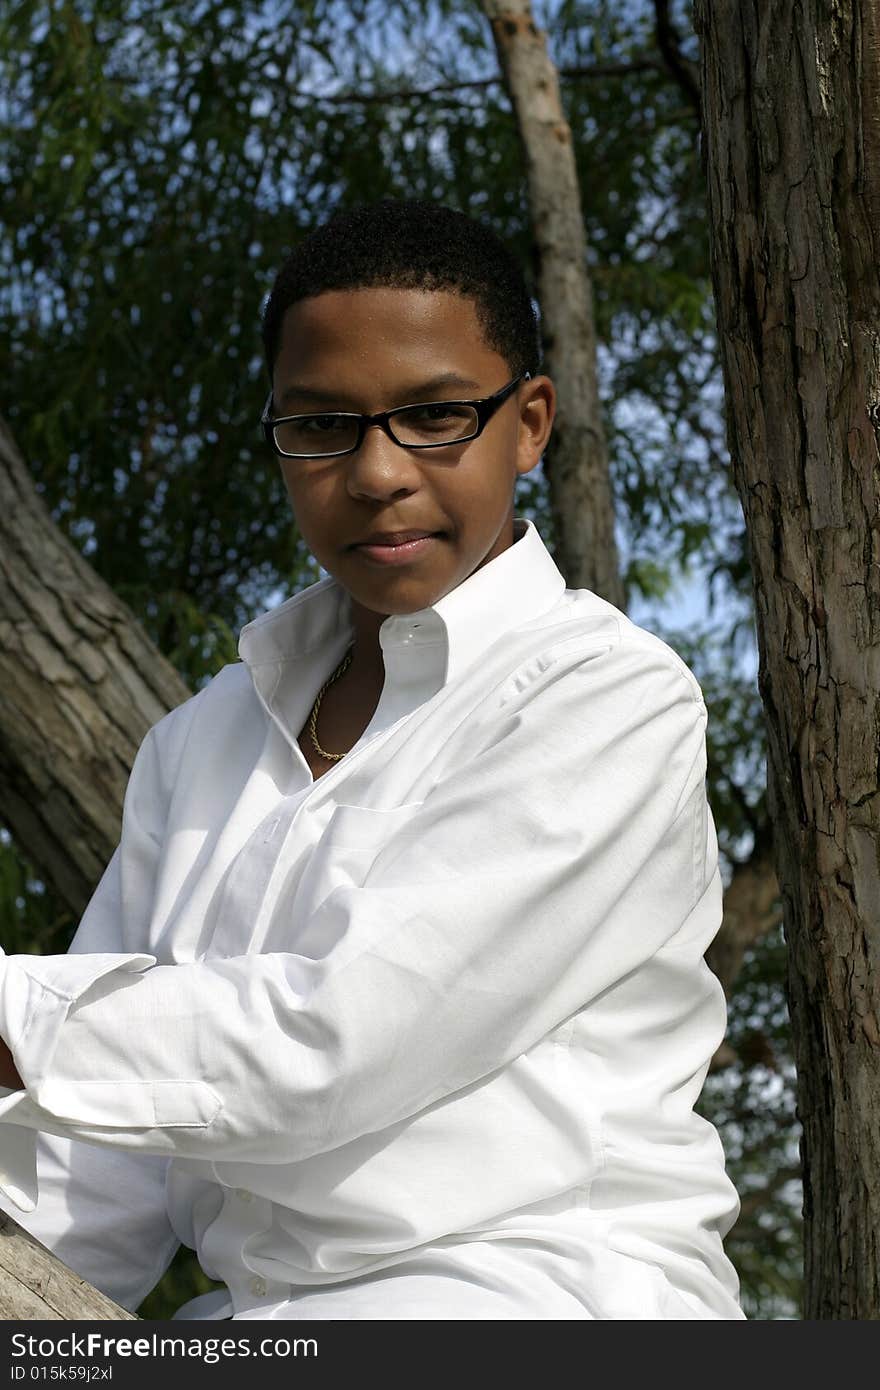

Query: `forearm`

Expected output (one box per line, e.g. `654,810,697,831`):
0,1037,23,1090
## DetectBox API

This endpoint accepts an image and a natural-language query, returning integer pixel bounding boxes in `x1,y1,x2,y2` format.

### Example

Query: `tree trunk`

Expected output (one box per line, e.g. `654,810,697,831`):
0,415,190,920
0,1212,134,1319
480,0,783,1070
0,419,192,1315
695,0,880,1318
481,0,626,610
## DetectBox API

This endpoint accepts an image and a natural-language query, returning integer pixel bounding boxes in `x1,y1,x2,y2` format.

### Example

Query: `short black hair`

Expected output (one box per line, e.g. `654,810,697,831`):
261,198,542,382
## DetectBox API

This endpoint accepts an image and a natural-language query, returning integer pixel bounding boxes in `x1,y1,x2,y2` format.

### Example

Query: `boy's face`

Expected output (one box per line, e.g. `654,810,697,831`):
271,287,555,623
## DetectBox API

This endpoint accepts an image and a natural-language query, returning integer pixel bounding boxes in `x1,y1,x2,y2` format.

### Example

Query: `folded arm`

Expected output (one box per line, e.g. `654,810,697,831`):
0,636,713,1173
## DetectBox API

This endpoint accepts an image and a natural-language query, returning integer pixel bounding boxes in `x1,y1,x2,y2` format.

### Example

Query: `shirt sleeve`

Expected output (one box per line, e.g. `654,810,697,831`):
0,707,197,1300
0,635,714,1168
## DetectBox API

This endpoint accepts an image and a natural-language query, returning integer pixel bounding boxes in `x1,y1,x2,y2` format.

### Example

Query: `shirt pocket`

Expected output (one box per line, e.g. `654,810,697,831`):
265,801,425,956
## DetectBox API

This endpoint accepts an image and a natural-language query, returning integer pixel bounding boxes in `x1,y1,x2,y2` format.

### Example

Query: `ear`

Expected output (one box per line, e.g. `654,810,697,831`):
516,375,556,478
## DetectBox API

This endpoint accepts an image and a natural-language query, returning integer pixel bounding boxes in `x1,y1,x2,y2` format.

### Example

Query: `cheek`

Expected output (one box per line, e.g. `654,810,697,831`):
280,470,329,529
455,452,519,516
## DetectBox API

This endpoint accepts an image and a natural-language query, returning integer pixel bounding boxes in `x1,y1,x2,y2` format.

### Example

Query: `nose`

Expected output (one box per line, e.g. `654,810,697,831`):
345,421,422,502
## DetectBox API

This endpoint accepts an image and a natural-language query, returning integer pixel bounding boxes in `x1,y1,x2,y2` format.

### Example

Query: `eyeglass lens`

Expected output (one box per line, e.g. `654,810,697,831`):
273,402,480,457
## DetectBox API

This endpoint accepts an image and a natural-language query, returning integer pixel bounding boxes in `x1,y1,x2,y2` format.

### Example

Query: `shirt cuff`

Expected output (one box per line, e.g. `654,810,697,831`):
0,951,155,1082
0,1089,41,1210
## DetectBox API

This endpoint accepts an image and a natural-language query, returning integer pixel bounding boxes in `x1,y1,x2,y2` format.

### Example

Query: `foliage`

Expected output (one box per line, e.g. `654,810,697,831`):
136,1246,225,1321
0,829,75,955
700,923,803,1321
0,0,797,1319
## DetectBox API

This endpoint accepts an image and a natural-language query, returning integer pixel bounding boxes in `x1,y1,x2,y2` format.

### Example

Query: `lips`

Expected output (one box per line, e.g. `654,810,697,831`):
351,531,443,566
353,530,439,546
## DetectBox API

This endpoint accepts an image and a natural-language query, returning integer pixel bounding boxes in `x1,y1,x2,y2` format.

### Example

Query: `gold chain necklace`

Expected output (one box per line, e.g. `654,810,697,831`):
308,644,354,762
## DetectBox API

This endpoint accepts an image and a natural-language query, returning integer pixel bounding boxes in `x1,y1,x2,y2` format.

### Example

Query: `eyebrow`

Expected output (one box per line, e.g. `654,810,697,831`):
276,373,484,410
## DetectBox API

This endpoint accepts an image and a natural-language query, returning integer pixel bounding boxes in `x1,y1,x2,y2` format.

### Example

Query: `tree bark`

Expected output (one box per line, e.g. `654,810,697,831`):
0,417,192,1315
481,0,626,609
0,415,190,919
695,0,880,1318
0,1212,134,1319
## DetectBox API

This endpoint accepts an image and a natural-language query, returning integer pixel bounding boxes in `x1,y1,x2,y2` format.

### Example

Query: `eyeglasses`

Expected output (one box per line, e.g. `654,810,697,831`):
261,374,529,460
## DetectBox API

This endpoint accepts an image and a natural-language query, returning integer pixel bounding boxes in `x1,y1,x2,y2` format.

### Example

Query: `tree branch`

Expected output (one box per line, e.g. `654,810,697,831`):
654,0,701,118
284,58,667,108
706,839,782,1000
0,1212,135,1319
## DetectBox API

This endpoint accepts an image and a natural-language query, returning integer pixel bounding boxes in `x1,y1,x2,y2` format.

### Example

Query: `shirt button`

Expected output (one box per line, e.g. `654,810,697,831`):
250,1276,267,1297
235,1188,254,1202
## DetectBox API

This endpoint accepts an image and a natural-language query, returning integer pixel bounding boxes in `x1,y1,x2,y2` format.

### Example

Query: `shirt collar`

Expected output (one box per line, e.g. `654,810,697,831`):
237,519,566,744
238,518,565,684
379,517,565,685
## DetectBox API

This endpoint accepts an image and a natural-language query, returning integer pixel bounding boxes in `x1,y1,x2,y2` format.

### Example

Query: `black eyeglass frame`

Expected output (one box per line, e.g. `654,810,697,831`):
260,373,530,459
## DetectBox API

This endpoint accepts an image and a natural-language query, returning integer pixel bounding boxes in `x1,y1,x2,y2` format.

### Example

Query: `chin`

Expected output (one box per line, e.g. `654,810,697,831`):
355,578,452,616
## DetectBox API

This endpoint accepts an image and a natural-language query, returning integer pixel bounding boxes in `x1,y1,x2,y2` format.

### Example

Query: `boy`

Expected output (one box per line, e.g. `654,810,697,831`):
0,199,744,1319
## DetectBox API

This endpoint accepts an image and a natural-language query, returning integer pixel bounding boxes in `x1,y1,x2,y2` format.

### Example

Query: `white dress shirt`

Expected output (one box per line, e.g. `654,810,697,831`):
0,518,744,1320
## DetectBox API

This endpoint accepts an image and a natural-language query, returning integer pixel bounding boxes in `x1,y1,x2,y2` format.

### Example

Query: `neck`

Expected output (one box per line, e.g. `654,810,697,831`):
348,600,387,685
